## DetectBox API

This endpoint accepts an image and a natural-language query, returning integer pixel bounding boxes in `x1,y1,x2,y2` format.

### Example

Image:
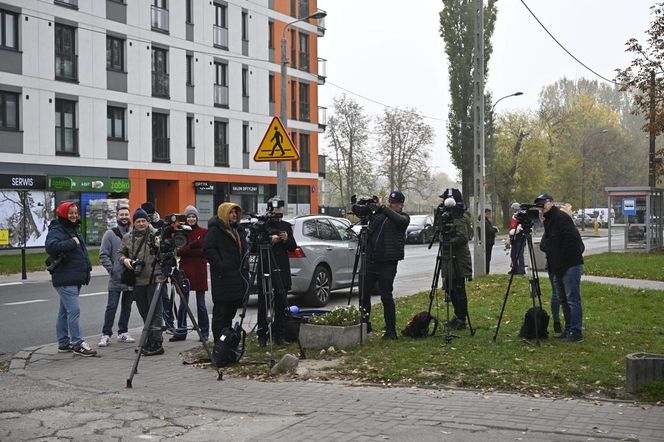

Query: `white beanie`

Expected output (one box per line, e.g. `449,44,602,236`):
184,205,199,218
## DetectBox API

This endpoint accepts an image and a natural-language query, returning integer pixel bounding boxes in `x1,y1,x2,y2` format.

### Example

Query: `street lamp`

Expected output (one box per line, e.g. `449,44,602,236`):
489,92,523,224
279,10,327,214
580,128,608,230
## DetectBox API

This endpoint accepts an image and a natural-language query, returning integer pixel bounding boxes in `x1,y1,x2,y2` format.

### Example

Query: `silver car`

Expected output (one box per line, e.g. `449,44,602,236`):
287,215,359,307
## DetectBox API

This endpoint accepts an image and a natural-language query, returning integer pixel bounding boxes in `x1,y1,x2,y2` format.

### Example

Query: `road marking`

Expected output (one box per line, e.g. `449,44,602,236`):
2,299,48,306
0,282,23,287
80,292,107,298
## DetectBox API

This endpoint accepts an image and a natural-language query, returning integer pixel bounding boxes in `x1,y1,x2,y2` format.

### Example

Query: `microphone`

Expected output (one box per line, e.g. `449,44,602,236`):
444,197,457,208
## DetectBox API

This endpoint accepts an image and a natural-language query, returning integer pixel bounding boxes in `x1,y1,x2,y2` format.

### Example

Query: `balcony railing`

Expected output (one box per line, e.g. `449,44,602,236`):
55,127,78,155
152,71,169,97
316,9,326,36
318,106,327,131
55,54,78,81
299,103,310,122
215,143,229,166
299,51,310,72
152,137,170,162
317,57,327,83
55,0,78,8
151,5,169,32
214,84,229,107
213,25,228,48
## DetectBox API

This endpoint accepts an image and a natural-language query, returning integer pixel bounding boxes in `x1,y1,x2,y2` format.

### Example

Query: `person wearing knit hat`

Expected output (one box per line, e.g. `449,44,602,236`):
172,205,209,341
133,208,148,222
45,202,96,357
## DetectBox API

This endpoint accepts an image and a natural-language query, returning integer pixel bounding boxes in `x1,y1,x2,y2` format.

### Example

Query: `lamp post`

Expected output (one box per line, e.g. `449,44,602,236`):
489,91,523,224
279,10,327,214
580,128,608,230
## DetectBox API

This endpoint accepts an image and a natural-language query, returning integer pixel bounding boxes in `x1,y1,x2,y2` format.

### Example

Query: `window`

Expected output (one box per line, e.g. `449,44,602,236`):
0,9,18,50
214,121,228,166
303,219,317,238
299,133,310,171
290,29,296,67
214,61,228,107
329,218,354,241
107,106,124,140
316,219,338,241
291,130,298,171
151,0,169,32
241,11,248,41
151,47,169,97
299,0,310,18
214,3,227,28
55,99,77,155
185,0,193,23
215,62,227,86
106,36,124,71
186,54,193,85
152,112,169,162
0,91,18,130
299,82,309,121
268,74,275,103
298,32,309,71
268,21,274,49
290,81,297,120
242,123,249,154
242,67,249,97
186,116,193,148
54,23,77,80
290,0,297,17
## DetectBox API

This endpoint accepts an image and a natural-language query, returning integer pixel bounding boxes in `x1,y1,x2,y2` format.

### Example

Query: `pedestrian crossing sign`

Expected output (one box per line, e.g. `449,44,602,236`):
254,117,300,162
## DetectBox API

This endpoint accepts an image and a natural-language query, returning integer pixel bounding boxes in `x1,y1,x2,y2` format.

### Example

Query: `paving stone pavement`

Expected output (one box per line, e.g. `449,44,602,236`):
3,337,663,441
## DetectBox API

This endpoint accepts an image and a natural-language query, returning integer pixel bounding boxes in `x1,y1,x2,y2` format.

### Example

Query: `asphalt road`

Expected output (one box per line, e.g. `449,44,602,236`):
0,235,613,356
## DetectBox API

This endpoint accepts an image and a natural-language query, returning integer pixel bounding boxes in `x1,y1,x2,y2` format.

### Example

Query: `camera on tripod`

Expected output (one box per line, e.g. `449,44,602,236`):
513,203,543,231
152,214,191,257
350,195,379,223
249,198,285,245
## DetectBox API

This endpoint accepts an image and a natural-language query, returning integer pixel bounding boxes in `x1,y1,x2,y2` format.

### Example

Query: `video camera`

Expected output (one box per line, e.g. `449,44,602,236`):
350,195,379,224
513,203,543,231
152,213,191,257
249,198,285,245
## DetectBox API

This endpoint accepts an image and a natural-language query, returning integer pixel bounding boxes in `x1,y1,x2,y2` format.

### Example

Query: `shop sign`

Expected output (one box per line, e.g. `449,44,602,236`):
48,176,131,193
194,181,215,193
0,229,8,246
231,184,258,195
0,174,47,190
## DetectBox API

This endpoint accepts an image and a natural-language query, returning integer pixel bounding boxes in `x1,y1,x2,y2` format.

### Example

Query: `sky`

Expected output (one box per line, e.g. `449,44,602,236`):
317,0,654,181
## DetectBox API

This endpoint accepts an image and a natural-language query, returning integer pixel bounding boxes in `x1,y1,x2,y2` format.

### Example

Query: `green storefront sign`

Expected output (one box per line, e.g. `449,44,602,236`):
48,176,131,193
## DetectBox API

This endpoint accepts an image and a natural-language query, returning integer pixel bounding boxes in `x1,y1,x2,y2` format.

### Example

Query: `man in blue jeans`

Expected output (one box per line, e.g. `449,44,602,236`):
537,193,585,343
98,206,135,347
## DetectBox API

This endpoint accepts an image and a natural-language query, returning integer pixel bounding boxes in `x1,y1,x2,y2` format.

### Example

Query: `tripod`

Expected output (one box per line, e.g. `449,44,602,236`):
346,220,369,342
126,260,220,388
493,227,545,345
427,227,475,343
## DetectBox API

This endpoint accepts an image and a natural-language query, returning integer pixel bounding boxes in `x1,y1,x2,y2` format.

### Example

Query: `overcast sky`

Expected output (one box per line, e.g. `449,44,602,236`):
317,0,654,181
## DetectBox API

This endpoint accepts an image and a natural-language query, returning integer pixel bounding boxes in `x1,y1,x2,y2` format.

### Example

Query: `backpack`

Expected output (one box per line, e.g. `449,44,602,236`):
401,311,440,338
518,307,550,340
212,323,246,367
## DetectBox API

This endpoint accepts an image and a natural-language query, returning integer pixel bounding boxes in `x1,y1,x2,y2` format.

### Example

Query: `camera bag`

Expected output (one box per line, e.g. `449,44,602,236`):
401,311,440,338
213,322,246,367
518,307,550,340
121,232,148,286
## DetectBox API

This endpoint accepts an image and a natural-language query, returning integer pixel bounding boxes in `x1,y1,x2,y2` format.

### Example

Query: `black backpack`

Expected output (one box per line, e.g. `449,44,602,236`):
401,311,440,338
212,323,246,367
518,307,550,340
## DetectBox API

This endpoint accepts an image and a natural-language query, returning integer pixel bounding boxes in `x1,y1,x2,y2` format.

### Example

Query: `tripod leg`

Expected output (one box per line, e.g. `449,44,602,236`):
347,240,362,306
492,271,517,342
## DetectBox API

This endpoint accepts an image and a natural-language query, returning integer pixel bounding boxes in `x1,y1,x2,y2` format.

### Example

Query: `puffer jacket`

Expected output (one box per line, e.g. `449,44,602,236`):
119,228,160,286
367,205,410,262
540,205,584,276
45,218,92,288
99,225,131,291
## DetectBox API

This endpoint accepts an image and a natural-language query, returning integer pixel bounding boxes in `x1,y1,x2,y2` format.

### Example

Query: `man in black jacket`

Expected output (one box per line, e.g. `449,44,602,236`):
484,208,498,274
256,196,297,347
361,191,410,340
537,193,585,343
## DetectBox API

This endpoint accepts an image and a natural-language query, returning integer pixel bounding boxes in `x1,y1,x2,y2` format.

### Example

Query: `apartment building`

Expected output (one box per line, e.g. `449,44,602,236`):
0,0,326,244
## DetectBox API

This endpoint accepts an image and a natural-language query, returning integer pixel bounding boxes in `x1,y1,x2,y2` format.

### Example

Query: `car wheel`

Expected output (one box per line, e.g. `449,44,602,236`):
304,265,331,307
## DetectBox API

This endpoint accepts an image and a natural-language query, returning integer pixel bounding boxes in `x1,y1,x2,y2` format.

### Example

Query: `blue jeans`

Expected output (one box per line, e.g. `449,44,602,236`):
173,290,209,339
56,285,83,347
510,237,526,274
552,265,584,336
101,290,134,336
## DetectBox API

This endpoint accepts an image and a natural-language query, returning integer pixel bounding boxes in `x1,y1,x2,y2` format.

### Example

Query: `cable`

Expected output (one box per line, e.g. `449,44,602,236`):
519,0,624,86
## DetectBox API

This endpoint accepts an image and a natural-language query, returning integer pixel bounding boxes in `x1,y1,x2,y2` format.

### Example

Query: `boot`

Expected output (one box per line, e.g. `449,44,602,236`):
553,321,562,334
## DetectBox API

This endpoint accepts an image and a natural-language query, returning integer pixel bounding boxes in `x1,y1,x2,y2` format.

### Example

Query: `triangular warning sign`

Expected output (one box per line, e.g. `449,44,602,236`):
254,117,300,162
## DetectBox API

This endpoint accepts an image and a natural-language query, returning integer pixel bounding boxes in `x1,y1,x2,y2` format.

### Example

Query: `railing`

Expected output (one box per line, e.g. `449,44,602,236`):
316,9,326,35
152,137,170,162
215,143,229,166
299,51,310,72
151,5,169,32
55,127,78,155
55,0,78,7
299,103,310,122
55,54,77,81
318,106,327,130
318,154,326,178
317,57,327,82
152,71,169,97
213,25,228,48
214,84,229,107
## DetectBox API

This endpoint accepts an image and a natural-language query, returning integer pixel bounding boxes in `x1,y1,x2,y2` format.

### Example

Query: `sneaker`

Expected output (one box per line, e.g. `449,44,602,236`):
567,333,584,343
73,342,97,357
58,343,74,353
257,336,267,348
98,335,111,347
141,345,165,356
118,332,135,343
553,321,562,334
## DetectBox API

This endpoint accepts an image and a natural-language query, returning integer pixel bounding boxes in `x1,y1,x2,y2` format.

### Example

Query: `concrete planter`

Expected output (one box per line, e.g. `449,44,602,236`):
626,352,664,393
298,323,367,350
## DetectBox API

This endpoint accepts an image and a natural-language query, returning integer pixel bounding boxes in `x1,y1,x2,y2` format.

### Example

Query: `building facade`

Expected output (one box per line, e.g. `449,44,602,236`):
0,0,326,244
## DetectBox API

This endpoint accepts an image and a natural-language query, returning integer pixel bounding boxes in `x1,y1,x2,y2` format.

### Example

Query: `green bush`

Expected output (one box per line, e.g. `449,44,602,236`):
309,305,362,327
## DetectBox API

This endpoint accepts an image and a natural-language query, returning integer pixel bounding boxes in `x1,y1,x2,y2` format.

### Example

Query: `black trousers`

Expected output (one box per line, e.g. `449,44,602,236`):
211,296,243,344
134,283,165,348
485,242,494,274
443,277,468,321
361,260,398,333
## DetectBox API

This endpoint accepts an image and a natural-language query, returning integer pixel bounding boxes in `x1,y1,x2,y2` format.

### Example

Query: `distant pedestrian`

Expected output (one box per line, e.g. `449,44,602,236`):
484,208,498,273
45,202,96,357
171,205,210,341
98,206,135,347
508,202,526,275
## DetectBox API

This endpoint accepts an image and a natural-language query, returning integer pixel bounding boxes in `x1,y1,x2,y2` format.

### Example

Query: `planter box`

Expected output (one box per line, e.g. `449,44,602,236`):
626,352,664,393
298,323,367,350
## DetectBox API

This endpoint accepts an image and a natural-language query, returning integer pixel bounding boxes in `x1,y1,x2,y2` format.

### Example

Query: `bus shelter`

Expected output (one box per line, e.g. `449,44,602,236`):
606,187,663,252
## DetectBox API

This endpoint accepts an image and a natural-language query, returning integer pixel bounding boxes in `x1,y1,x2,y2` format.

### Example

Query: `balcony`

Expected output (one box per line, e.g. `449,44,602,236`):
299,51,310,72
318,106,327,131
55,127,78,155
151,5,169,32
55,0,78,8
318,154,326,179
213,25,228,48
152,71,169,97
152,137,170,162
214,84,229,107
55,54,78,81
316,9,326,36
317,57,327,84
215,143,229,167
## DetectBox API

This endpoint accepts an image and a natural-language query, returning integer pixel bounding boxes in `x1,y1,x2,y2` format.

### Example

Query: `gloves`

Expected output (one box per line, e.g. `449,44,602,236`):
516,224,523,235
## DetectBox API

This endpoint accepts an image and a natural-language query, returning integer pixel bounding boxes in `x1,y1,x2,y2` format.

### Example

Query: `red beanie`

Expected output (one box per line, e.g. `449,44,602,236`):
56,201,77,219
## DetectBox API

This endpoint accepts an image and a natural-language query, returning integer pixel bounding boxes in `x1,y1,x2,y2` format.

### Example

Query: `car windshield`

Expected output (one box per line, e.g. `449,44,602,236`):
409,216,428,227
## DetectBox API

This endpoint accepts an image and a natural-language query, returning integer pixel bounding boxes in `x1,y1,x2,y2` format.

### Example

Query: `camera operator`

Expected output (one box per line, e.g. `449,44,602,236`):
437,189,472,330
255,196,297,347
361,191,410,340
98,205,135,347
45,202,96,357
119,208,165,356
204,203,249,344
508,202,526,275
536,193,585,343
